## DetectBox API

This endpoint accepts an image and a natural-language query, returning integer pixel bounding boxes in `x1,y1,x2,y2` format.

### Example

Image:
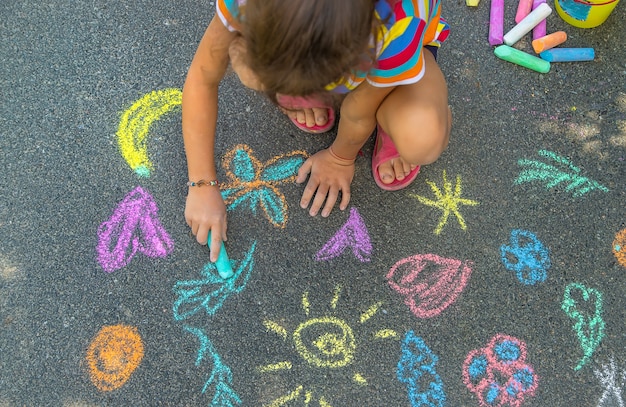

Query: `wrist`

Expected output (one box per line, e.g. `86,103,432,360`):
187,179,219,187
328,145,357,163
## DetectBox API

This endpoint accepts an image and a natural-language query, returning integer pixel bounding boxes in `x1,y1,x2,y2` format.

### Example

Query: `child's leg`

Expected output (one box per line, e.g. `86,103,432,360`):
374,49,451,184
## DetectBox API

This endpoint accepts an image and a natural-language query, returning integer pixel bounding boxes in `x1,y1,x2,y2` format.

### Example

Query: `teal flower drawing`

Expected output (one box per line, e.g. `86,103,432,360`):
220,144,308,228
516,150,608,197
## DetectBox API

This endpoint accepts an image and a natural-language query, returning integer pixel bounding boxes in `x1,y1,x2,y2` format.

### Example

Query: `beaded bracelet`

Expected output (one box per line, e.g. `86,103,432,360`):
187,179,219,187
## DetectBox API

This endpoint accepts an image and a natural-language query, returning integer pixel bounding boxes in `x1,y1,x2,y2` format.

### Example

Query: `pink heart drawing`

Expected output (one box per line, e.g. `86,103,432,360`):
387,254,472,318
97,186,174,273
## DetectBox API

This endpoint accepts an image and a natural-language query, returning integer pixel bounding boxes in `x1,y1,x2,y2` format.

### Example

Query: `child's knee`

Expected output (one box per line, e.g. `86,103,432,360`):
394,105,450,165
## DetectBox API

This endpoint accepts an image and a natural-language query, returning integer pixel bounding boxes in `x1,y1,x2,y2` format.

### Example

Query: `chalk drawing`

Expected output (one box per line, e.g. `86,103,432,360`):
500,230,550,285
594,357,626,407
397,331,446,407
172,241,256,321
85,324,144,392
97,186,174,273
562,282,605,371
172,242,256,404
516,150,609,197
117,88,182,177
264,386,332,407
293,315,356,368
258,286,399,406
463,334,538,407
315,207,372,262
409,170,479,235
220,144,308,228
184,325,242,406
387,254,473,318
614,228,626,268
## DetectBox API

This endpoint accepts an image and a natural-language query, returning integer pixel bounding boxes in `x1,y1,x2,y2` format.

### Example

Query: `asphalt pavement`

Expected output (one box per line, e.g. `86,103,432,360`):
1,0,625,406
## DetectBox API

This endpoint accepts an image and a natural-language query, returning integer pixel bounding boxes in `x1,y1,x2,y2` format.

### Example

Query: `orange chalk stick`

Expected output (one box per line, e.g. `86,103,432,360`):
532,31,567,53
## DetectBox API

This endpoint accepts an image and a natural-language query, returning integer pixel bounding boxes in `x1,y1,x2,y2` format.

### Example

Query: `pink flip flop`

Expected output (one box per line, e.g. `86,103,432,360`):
372,124,420,191
276,94,336,134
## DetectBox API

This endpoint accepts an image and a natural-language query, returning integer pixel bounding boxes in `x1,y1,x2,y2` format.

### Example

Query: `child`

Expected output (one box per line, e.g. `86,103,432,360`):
182,0,451,261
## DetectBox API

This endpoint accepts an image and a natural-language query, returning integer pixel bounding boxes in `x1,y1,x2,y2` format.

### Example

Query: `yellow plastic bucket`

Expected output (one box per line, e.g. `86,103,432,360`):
555,0,620,28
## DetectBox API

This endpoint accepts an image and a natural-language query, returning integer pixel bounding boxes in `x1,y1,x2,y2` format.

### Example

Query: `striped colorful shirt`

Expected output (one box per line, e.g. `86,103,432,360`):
217,0,450,93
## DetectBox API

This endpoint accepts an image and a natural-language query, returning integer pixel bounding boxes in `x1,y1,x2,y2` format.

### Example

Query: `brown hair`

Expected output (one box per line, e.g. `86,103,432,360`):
240,0,378,99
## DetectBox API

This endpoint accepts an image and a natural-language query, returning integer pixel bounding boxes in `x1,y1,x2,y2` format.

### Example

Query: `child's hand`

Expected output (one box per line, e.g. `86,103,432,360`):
296,148,355,217
184,186,227,262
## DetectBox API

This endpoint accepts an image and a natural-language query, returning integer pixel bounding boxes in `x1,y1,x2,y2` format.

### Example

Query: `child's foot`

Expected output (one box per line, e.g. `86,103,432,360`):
276,94,336,134
371,124,420,191
279,106,330,129
376,153,418,185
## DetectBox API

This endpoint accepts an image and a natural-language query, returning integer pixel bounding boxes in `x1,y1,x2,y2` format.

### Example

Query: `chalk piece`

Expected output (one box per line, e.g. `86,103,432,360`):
532,31,567,53
540,48,595,62
466,0,480,6
515,0,534,23
494,45,551,73
208,231,234,279
489,0,505,45
531,0,547,40
503,3,552,46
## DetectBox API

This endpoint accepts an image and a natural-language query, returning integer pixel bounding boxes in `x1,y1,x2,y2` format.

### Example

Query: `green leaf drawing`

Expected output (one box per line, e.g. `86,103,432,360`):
561,283,606,371
515,150,609,197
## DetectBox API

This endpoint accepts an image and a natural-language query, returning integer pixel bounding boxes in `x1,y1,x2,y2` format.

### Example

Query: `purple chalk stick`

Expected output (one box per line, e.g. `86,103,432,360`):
97,186,174,273
315,207,372,262
489,0,505,46
532,0,547,40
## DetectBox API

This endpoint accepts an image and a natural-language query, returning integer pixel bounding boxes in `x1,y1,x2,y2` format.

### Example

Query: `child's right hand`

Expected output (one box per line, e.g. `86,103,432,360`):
296,148,355,217
184,186,227,262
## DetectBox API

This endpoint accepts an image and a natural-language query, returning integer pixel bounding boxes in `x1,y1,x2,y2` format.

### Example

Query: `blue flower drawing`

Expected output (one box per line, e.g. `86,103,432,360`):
500,230,550,285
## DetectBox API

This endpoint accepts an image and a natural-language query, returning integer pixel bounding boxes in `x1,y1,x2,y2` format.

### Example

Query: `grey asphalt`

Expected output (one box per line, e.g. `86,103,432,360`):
1,0,625,406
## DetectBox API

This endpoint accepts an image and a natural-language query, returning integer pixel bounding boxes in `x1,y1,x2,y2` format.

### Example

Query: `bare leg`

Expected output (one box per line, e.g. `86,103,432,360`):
375,50,451,185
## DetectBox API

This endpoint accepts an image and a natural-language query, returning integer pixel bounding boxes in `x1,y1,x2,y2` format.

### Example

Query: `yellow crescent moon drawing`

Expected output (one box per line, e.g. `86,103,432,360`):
117,88,182,177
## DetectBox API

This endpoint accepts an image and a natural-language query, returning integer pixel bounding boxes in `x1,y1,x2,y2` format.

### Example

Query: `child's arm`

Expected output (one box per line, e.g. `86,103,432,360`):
182,15,237,261
296,82,395,217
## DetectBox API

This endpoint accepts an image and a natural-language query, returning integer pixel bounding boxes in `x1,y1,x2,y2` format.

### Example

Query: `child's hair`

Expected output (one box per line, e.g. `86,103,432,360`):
241,0,378,98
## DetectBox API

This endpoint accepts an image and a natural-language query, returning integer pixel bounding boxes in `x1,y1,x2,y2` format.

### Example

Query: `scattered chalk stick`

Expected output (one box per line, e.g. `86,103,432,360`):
515,0,533,23
540,48,595,62
531,0,547,40
208,231,234,279
504,2,552,46
489,0,505,45
532,31,567,53
466,0,480,6
494,45,551,73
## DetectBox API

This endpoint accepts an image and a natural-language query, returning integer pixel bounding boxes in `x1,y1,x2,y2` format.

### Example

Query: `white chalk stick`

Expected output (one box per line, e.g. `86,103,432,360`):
503,3,552,46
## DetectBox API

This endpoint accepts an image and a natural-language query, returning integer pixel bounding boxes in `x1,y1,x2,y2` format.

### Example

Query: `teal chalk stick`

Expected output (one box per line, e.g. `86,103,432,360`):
540,48,595,62
494,45,550,73
208,232,234,279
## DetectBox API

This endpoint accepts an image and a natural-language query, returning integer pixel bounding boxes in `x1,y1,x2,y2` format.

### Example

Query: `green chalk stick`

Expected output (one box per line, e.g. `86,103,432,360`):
494,45,550,73
208,231,234,279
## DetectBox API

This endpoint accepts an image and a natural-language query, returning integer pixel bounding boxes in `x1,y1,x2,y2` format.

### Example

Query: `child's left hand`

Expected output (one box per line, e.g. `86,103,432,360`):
296,148,355,217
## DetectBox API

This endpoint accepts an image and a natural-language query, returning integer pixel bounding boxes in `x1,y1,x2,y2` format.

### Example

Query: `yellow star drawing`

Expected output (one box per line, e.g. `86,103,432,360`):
410,170,479,235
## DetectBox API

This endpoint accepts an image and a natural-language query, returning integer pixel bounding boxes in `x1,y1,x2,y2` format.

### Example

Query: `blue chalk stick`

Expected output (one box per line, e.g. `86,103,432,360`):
208,231,234,279
540,48,595,62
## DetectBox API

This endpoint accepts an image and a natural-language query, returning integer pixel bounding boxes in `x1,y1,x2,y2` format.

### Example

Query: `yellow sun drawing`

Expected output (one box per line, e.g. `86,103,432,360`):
258,285,399,406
